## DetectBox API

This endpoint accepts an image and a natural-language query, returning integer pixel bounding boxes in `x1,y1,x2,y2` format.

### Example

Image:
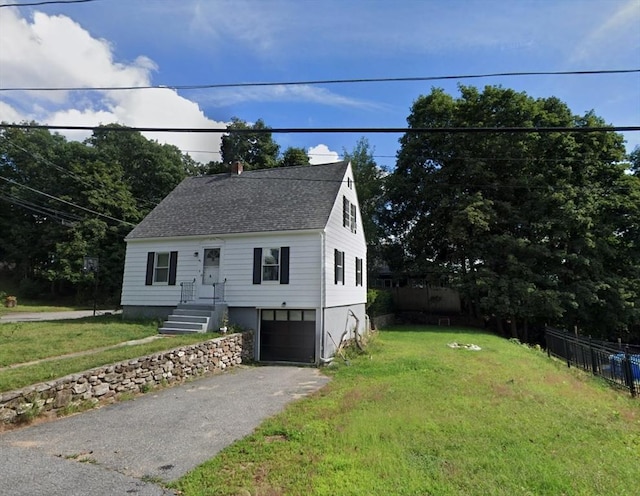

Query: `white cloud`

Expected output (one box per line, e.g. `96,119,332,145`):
0,101,23,123
0,7,224,164
308,144,340,165
187,84,382,111
570,0,640,64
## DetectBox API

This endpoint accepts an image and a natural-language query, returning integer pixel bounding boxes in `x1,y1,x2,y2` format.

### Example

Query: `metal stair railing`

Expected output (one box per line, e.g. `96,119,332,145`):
180,279,196,303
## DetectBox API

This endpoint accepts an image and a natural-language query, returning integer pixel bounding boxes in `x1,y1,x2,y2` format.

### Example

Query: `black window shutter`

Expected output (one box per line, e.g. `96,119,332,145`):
343,196,348,227
253,248,262,284
145,252,155,285
334,249,339,284
168,251,178,285
280,246,290,284
341,251,345,284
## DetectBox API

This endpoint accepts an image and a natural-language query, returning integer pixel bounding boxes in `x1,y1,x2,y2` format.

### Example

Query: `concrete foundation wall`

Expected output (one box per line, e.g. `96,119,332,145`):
122,305,174,321
321,303,366,360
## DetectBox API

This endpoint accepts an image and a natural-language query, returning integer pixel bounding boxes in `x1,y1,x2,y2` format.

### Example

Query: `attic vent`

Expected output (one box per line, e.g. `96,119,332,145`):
231,160,243,175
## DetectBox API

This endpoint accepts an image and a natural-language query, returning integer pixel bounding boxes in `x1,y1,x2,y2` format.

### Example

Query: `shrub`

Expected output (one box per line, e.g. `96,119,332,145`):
367,289,394,316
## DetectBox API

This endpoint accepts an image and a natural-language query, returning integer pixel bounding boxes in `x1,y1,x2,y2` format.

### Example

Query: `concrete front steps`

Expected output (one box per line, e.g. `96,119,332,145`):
159,303,227,334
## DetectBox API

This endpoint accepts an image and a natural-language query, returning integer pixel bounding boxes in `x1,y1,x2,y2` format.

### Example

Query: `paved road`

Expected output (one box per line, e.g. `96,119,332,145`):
0,365,330,496
0,310,120,323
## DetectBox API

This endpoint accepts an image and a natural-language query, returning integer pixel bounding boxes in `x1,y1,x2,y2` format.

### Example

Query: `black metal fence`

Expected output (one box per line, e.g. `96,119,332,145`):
545,327,640,397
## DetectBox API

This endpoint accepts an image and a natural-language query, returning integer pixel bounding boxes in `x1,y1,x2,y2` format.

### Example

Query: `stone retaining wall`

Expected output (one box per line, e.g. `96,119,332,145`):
0,331,253,425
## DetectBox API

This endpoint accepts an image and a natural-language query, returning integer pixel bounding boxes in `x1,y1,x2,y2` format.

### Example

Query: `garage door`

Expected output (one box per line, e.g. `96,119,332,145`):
260,309,316,363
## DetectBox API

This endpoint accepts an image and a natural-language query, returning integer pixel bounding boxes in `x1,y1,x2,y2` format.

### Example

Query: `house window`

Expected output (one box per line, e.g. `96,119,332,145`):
355,257,363,286
145,251,178,286
262,248,280,281
253,247,290,284
334,249,345,285
343,196,350,228
154,252,170,283
343,195,357,233
350,203,357,234
347,177,353,189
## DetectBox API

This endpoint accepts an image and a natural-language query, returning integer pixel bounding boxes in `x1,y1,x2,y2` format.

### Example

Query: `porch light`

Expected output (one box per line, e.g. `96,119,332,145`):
194,251,199,257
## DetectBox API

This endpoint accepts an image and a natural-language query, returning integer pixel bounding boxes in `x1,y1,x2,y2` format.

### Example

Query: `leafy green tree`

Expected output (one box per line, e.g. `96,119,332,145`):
87,125,189,214
220,117,280,170
630,146,640,176
0,125,70,285
279,147,310,167
386,86,636,340
0,124,194,303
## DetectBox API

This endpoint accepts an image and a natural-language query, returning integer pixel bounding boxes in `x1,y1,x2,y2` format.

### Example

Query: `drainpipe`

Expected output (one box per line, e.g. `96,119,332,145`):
319,231,333,364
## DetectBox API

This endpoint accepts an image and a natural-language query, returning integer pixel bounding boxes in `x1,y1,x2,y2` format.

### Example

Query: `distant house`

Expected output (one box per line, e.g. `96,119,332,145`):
120,161,367,364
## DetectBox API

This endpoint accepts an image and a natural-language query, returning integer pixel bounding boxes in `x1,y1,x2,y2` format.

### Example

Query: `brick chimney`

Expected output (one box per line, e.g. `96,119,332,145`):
231,160,243,175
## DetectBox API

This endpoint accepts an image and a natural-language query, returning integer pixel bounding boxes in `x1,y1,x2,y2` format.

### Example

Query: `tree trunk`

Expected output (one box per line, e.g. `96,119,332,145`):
497,317,504,336
510,316,518,339
523,319,529,343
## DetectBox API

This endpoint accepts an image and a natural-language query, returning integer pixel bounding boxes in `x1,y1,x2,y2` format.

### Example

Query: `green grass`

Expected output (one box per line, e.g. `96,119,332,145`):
0,316,222,392
172,326,640,496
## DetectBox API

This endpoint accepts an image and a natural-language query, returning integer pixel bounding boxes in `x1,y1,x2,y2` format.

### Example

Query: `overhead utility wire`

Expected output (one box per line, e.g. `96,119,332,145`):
1,123,638,134
0,0,99,8
4,137,158,209
1,69,637,92
0,193,83,224
0,175,136,226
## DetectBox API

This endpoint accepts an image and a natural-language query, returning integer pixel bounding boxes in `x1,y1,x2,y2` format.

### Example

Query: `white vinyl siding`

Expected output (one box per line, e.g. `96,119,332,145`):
323,164,367,308
122,232,322,309
222,232,321,308
122,239,200,307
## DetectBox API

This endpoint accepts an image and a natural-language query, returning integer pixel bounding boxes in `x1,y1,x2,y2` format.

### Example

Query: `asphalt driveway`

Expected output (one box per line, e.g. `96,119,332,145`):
0,365,330,496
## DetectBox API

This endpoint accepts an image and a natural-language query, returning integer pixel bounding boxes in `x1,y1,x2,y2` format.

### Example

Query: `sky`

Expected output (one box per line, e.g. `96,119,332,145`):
0,0,638,169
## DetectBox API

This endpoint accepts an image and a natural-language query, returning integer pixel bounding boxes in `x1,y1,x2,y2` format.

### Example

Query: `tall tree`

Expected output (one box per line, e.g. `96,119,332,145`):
87,124,189,214
220,117,280,170
0,124,194,303
630,145,640,176
279,147,310,167
386,85,636,340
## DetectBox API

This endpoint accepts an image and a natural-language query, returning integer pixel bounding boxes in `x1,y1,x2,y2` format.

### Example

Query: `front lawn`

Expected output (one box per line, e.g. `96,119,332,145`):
173,326,639,496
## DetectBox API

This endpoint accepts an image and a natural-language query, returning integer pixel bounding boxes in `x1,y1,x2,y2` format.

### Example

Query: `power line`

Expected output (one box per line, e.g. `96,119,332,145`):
0,175,136,226
3,136,159,209
1,123,638,134
0,0,100,7
0,69,637,92
0,192,84,225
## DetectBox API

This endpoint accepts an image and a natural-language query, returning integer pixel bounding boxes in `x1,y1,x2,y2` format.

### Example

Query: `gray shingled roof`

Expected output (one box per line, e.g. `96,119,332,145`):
126,161,349,239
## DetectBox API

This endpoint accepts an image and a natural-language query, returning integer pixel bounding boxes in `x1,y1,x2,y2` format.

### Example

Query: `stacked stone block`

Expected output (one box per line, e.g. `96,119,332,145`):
0,331,253,425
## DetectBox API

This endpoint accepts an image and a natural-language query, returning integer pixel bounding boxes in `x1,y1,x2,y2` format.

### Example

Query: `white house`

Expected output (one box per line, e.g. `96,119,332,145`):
120,161,367,364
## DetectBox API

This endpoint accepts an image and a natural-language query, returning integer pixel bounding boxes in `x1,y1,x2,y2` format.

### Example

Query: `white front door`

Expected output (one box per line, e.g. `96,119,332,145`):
199,248,220,300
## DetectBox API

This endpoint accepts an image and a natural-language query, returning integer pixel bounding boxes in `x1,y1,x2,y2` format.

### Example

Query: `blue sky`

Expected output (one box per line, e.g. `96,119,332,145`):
0,0,638,169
